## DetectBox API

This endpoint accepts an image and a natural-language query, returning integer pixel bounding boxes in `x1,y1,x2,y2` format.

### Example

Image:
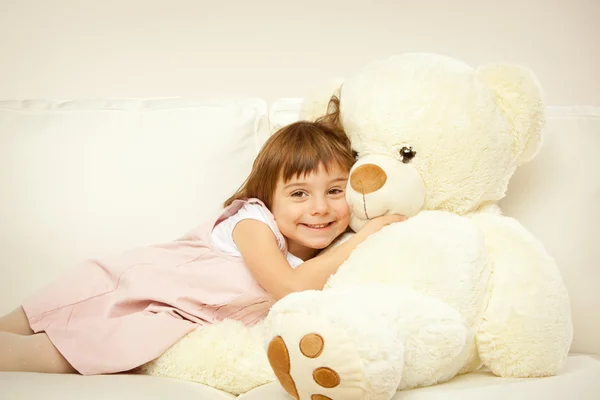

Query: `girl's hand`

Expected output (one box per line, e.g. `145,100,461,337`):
356,214,407,239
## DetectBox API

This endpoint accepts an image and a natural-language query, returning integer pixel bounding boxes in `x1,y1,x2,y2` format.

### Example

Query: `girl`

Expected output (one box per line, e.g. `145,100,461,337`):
0,119,405,375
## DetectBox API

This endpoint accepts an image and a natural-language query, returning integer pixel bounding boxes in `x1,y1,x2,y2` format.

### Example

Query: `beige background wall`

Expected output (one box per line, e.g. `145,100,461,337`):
0,0,598,105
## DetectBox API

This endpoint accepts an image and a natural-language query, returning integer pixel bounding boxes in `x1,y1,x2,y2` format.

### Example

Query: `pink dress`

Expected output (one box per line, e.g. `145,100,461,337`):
22,198,286,375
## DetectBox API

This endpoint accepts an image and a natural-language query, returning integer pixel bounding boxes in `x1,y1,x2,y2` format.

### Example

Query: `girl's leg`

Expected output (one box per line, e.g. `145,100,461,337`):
0,307,33,335
0,332,76,373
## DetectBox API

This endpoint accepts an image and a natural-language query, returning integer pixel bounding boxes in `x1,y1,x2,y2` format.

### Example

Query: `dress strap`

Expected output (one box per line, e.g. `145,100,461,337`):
213,198,288,253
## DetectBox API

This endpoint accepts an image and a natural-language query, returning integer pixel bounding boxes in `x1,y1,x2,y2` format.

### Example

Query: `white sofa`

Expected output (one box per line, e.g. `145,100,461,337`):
0,97,599,399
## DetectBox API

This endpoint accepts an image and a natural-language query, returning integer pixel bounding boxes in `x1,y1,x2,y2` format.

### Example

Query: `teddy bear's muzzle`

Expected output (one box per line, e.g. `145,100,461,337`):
346,155,426,231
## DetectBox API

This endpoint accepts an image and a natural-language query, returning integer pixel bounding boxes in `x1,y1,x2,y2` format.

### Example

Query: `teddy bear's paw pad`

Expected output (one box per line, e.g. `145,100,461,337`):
313,367,340,388
300,333,325,358
268,326,366,400
267,336,299,399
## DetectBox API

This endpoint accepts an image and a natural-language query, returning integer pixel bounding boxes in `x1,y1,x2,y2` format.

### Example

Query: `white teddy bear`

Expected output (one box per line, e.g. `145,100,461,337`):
138,53,573,399
263,53,574,400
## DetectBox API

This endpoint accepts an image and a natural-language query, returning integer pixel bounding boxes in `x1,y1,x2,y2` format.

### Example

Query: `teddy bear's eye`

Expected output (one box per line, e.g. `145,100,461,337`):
352,150,359,160
400,146,416,163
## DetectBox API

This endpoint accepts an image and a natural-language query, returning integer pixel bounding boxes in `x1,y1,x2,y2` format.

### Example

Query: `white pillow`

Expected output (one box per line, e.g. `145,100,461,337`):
0,97,267,311
268,98,304,134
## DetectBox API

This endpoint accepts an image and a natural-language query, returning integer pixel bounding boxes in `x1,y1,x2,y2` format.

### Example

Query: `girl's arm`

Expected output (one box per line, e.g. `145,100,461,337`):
233,215,405,300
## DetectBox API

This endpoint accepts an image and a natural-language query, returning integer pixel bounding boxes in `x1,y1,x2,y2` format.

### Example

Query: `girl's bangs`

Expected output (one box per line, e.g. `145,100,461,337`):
279,140,352,182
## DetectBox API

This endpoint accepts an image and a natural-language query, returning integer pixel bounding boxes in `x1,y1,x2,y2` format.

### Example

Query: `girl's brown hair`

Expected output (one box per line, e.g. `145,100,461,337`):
224,114,354,210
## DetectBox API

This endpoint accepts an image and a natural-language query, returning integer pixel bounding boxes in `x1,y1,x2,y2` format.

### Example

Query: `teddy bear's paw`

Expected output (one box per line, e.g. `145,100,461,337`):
266,313,366,400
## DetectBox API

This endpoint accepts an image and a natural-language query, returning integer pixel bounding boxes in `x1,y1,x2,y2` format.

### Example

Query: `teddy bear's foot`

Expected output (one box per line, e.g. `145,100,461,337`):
264,287,409,400
266,312,368,400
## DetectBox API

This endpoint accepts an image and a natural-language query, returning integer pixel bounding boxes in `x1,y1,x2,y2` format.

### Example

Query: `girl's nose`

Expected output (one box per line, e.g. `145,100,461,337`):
310,196,330,215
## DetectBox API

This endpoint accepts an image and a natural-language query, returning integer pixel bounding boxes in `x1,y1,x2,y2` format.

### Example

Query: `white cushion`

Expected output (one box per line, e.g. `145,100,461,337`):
3,355,596,399
500,106,600,356
238,354,600,400
0,97,267,314
268,97,304,134
0,372,236,400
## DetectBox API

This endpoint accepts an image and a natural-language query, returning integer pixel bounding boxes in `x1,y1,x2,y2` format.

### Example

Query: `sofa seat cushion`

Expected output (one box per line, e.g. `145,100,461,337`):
238,354,600,400
0,371,237,400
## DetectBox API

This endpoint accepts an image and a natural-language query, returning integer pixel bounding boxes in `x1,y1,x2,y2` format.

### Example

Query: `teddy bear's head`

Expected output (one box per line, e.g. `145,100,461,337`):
302,53,546,230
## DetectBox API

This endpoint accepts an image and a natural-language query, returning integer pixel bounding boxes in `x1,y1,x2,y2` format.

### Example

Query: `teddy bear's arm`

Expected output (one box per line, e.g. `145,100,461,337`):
470,213,573,378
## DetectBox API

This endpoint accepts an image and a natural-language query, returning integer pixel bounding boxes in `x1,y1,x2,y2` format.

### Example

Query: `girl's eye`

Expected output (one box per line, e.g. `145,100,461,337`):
291,191,307,197
329,188,344,195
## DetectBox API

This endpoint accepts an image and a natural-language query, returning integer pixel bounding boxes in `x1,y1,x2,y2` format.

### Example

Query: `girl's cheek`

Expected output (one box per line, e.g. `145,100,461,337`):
338,200,351,218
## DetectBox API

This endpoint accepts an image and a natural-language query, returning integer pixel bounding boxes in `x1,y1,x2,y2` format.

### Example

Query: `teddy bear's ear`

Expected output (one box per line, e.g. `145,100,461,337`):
299,78,345,122
475,63,546,165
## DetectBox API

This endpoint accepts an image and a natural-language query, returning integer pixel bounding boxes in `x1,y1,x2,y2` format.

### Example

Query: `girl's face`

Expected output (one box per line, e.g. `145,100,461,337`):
271,162,350,261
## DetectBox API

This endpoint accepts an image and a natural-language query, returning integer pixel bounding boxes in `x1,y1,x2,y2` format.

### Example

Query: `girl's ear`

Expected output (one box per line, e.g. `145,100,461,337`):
475,63,546,165
299,78,345,122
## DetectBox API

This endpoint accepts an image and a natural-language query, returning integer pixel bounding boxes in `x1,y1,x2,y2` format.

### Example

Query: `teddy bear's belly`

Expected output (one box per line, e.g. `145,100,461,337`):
328,210,492,327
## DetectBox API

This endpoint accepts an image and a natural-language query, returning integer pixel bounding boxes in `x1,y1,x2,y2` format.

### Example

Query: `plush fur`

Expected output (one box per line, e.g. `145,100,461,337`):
138,319,274,395
263,53,573,400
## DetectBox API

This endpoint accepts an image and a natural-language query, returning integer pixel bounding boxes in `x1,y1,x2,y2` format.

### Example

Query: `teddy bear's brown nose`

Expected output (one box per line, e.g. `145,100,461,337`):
350,164,387,194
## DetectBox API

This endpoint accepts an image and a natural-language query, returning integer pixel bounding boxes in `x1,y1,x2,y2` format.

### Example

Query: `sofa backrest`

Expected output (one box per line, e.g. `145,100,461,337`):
0,97,598,357
500,106,600,356
0,97,268,312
